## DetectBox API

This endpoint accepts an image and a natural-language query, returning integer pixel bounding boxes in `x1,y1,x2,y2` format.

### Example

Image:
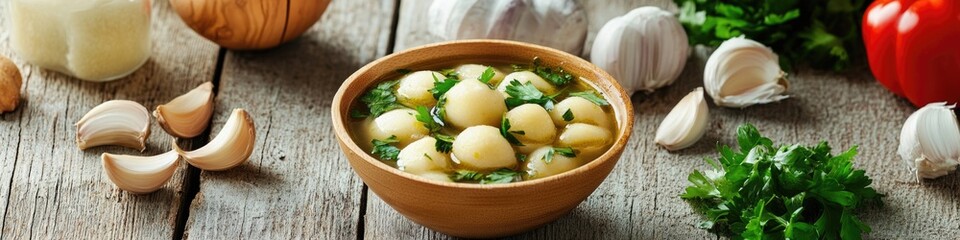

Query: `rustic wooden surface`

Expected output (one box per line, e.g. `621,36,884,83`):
0,0,958,239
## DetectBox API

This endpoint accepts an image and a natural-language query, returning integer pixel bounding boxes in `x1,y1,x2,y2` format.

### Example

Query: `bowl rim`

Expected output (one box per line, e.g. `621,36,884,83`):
331,39,634,190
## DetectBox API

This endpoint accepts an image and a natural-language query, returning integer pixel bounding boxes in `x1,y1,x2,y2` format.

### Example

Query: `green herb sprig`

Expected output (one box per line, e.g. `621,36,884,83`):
682,124,881,239
451,168,522,184
371,136,401,161
504,80,555,110
569,91,609,106
358,80,401,117
544,147,577,164
675,0,868,71
500,115,525,146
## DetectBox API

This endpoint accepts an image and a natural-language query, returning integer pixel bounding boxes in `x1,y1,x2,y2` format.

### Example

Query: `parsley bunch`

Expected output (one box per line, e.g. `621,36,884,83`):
682,124,881,239
675,0,868,71
356,80,401,117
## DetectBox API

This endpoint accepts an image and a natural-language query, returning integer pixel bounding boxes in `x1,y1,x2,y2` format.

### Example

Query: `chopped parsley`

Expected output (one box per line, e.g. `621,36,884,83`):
500,115,524,146
415,106,443,133
371,136,401,161
478,67,496,85
358,80,401,117
569,90,610,106
449,168,521,184
349,109,369,119
533,57,574,86
545,147,577,163
433,133,454,153
682,124,881,239
439,68,459,79
562,109,574,122
503,80,555,110
433,95,448,122
516,153,527,163
430,74,459,100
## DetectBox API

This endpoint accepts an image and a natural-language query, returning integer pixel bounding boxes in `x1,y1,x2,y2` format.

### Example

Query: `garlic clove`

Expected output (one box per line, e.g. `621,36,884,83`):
101,150,180,194
76,100,151,151
590,6,689,95
655,87,709,151
704,37,789,108
428,0,588,55
154,82,215,138
174,108,255,171
898,102,960,179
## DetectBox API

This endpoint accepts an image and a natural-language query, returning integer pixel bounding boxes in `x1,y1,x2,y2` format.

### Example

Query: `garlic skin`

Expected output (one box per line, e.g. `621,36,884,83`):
76,100,151,151
102,150,180,194
898,102,960,179
155,82,215,138
703,37,788,108
590,6,689,94
428,0,587,55
655,87,708,151
174,108,255,171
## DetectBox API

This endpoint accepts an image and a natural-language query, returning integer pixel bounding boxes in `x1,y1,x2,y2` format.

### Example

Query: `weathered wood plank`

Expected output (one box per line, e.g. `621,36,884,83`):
371,0,960,239
182,0,396,239
0,0,220,239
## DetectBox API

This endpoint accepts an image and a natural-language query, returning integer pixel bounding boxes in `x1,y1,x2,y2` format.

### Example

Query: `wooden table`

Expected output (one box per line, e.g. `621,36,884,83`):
1,0,957,239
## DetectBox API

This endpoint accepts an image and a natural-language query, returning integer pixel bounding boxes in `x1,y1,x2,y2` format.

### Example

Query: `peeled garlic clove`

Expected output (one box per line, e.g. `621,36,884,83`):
174,108,255,171
428,0,588,55
655,87,709,151
898,102,960,179
590,6,689,94
703,37,788,108
76,100,151,151
102,150,179,194
154,82,214,138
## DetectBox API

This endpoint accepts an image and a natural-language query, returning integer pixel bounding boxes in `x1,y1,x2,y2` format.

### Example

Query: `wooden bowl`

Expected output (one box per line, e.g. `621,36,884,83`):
331,40,635,238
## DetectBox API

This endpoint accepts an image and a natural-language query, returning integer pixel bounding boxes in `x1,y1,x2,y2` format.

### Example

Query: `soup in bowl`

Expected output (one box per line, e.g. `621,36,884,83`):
331,40,634,238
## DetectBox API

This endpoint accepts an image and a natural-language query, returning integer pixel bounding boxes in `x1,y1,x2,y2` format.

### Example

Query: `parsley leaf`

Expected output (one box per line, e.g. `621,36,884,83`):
358,80,401,117
451,170,483,182
562,109,574,122
532,57,573,86
433,133,454,153
516,153,527,163
481,168,521,184
478,67,496,85
430,74,459,100
569,91,610,106
674,0,867,71
439,68,459,79
500,115,524,146
504,80,555,110
681,124,881,239
371,136,401,161
545,147,577,164
350,109,369,119
415,106,442,133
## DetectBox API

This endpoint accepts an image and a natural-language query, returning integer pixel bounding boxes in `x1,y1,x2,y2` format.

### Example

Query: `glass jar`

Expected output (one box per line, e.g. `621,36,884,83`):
7,0,152,82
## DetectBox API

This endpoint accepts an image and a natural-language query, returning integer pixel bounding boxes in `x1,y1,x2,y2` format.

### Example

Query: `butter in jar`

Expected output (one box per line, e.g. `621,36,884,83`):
7,0,152,82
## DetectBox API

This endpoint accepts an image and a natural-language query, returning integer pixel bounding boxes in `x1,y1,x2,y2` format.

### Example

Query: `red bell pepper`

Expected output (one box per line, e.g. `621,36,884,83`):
863,0,960,107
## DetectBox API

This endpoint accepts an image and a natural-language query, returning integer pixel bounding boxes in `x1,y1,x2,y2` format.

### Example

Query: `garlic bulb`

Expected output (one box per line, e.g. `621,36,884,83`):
174,108,255,171
76,100,151,151
155,82,215,138
590,6,689,94
703,37,788,108
898,102,960,180
428,0,587,55
102,150,180,194
655,87,709,151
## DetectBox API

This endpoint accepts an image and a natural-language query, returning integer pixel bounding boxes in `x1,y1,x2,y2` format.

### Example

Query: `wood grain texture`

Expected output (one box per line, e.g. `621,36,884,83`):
0,0,219,239
169,0,332,50
372,0,960,239
182,0,396,239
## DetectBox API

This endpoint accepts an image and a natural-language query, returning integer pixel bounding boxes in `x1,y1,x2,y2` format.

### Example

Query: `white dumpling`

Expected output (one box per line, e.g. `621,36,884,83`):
396,71,443,107
456,64,505,85
443,79,507,129
397,137,451,175
496,71,558,96
505,104,557,153
365,109,428,148
558,123,612,158
523,146,583,180
550,97,610,128
451,126,517,170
